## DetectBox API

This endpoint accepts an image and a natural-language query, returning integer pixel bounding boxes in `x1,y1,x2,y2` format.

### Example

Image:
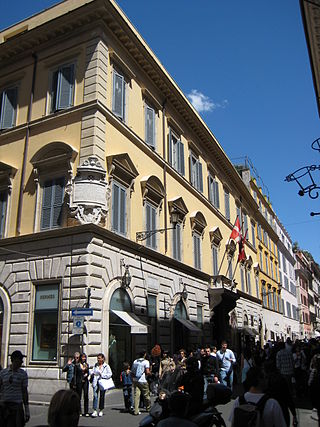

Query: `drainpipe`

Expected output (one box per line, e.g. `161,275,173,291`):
16,52,37,235
162,100,168,253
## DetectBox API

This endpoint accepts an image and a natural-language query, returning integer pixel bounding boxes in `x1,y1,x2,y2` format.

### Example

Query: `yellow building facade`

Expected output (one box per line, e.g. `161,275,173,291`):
0,0,264,392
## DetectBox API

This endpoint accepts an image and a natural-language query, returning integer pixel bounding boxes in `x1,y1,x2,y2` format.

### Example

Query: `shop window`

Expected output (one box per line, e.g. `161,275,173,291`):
32,284,59,361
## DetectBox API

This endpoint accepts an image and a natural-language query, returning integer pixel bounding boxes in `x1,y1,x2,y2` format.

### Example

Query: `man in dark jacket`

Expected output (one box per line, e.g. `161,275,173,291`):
177,357,204,416
201,346,220,398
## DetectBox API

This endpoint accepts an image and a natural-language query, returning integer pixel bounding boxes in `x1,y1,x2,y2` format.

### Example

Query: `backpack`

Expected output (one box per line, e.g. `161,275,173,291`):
132,358,145,379
233,394,269,427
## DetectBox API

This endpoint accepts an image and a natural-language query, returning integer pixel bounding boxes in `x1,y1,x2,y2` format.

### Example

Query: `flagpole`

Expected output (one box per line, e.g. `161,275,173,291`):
216,216,239,277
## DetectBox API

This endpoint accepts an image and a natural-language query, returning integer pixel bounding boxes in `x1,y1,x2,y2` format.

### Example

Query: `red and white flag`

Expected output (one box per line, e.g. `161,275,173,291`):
229,216,241,243
238,229,247,262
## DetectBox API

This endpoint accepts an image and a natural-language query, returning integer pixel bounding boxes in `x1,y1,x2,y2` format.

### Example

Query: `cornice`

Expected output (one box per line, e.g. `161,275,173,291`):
0,0,257,215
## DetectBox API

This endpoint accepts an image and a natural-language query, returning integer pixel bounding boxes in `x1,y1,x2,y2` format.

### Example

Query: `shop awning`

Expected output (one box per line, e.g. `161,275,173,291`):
241,326,259,337
111,310,150,334
175,318,202,333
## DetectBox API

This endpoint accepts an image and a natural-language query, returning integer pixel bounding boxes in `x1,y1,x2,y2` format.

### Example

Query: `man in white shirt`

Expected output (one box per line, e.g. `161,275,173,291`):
132,350,151,416
229,367,287,427
216,340,236,389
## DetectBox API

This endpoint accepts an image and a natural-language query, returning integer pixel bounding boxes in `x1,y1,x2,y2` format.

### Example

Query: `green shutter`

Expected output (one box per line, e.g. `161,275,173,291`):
0,191,7,238
112,182,120,232
113,71,124,118
57,64,74,110
120,186,126,234
1,88,17,129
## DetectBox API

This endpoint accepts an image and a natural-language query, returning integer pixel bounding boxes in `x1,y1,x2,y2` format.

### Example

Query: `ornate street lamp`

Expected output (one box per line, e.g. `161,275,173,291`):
136,210,180,242
285,137,320,216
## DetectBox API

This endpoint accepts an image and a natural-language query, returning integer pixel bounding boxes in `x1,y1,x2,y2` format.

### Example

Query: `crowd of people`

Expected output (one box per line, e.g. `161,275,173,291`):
0,337,319,426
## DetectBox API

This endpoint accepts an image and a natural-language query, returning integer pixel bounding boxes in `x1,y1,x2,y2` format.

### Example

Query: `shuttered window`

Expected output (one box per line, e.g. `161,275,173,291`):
246,270,252,294
51,64,74,112
41,177,65,230
190,154,203,192
112,181,126,235
145,104,155,148
212,245,218,276
146,203,157,249
0,190,8,238
251,222,256,248
112,70,125,119
168,129,185,175
172,223,182,261
240,267,245,292
208,175,220,209
193,232,201,270
224,190,230,221
0,87,17,129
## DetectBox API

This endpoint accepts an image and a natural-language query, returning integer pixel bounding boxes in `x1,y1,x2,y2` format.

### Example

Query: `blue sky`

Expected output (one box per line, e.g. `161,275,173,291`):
2,1,320,262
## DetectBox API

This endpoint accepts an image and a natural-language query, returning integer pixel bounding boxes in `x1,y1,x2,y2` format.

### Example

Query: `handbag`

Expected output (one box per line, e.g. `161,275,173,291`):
98,377,115,391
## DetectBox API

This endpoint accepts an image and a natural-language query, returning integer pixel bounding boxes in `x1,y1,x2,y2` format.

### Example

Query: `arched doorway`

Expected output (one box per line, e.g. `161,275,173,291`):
173,300,188,352
0,297,3,362
108,288,133,384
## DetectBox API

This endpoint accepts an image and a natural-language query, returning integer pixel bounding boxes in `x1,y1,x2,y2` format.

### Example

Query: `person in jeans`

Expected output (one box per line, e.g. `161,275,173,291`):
132,350,151,416
79,353,89,416
200,346,220,398
120,362,133,412
216,340,236,389
91,353,112,418
62,352,82,392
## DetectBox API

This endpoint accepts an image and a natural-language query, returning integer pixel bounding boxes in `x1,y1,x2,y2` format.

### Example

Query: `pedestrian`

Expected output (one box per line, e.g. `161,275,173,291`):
216,340,236,389
149,344,161,396
241,347,254,383
131,350,151,416
79,353,89,417
47,389,80,427
276,342,295,395
120,362,133,413
62,352,82,392
91,353,113,417
308,353,320,425
159,350,175,383
177,356,204,417
229,367,287,427
293,346,307,397
200,346,220,399
157,391,197,427
0,350,30,427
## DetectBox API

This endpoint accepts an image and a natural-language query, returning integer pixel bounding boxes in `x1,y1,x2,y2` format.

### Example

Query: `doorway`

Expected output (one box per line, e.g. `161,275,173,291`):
173,300,188,352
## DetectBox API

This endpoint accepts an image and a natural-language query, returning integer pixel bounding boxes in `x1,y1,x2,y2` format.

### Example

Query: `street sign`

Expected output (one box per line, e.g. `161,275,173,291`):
71,308,93,316
73,316,84,335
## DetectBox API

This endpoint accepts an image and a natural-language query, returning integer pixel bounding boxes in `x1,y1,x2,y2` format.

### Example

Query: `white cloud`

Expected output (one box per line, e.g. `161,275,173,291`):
187,89,228,113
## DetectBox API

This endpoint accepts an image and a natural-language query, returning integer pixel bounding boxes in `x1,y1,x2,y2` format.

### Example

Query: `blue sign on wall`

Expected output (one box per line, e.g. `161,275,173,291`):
71,308,93,316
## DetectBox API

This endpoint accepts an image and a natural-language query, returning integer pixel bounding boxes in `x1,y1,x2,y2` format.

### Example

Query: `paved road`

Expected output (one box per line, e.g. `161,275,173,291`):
28,389,318,427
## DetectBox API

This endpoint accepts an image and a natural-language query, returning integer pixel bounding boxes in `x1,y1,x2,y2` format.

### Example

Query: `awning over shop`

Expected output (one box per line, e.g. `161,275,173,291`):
111,310,150,334
241,326,259,337
175,317,202,333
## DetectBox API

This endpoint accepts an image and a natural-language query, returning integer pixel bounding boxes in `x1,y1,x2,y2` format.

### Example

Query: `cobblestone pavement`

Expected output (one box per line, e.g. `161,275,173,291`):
28,388,318,427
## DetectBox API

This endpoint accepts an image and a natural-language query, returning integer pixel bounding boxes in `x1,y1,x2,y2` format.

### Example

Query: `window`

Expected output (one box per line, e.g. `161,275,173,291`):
246,270,252,294
0,87,17,129
273,291,277,311
282,255,287,273
257,224,262,240
281,298,285,315
32,284,59,361
189,153,203,191
268,288,272,308
41,177,65,230
227,256,233,280
208,174,219,208
112,181,126,235
168,129,185,175
243,213,248,241
290,282,296,296
172,223,182,261
259,251,263,270
255,276,260,299
224,189,230,221
251,222,256,248
240,266,245,292
112,68,126,120
50,64,74,112
262,286,267,306
145,103,155,148
270,259,274,279
265,253,269,275
146,203,157,249
212,245,219,276
193,232,201,270
147,294,157,347
286,301,292,318
196,305,203,328
0,190,8,238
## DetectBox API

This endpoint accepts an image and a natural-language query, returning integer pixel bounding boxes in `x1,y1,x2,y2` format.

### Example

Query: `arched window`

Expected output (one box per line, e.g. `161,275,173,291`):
110,288,132,312
174,300,187,320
